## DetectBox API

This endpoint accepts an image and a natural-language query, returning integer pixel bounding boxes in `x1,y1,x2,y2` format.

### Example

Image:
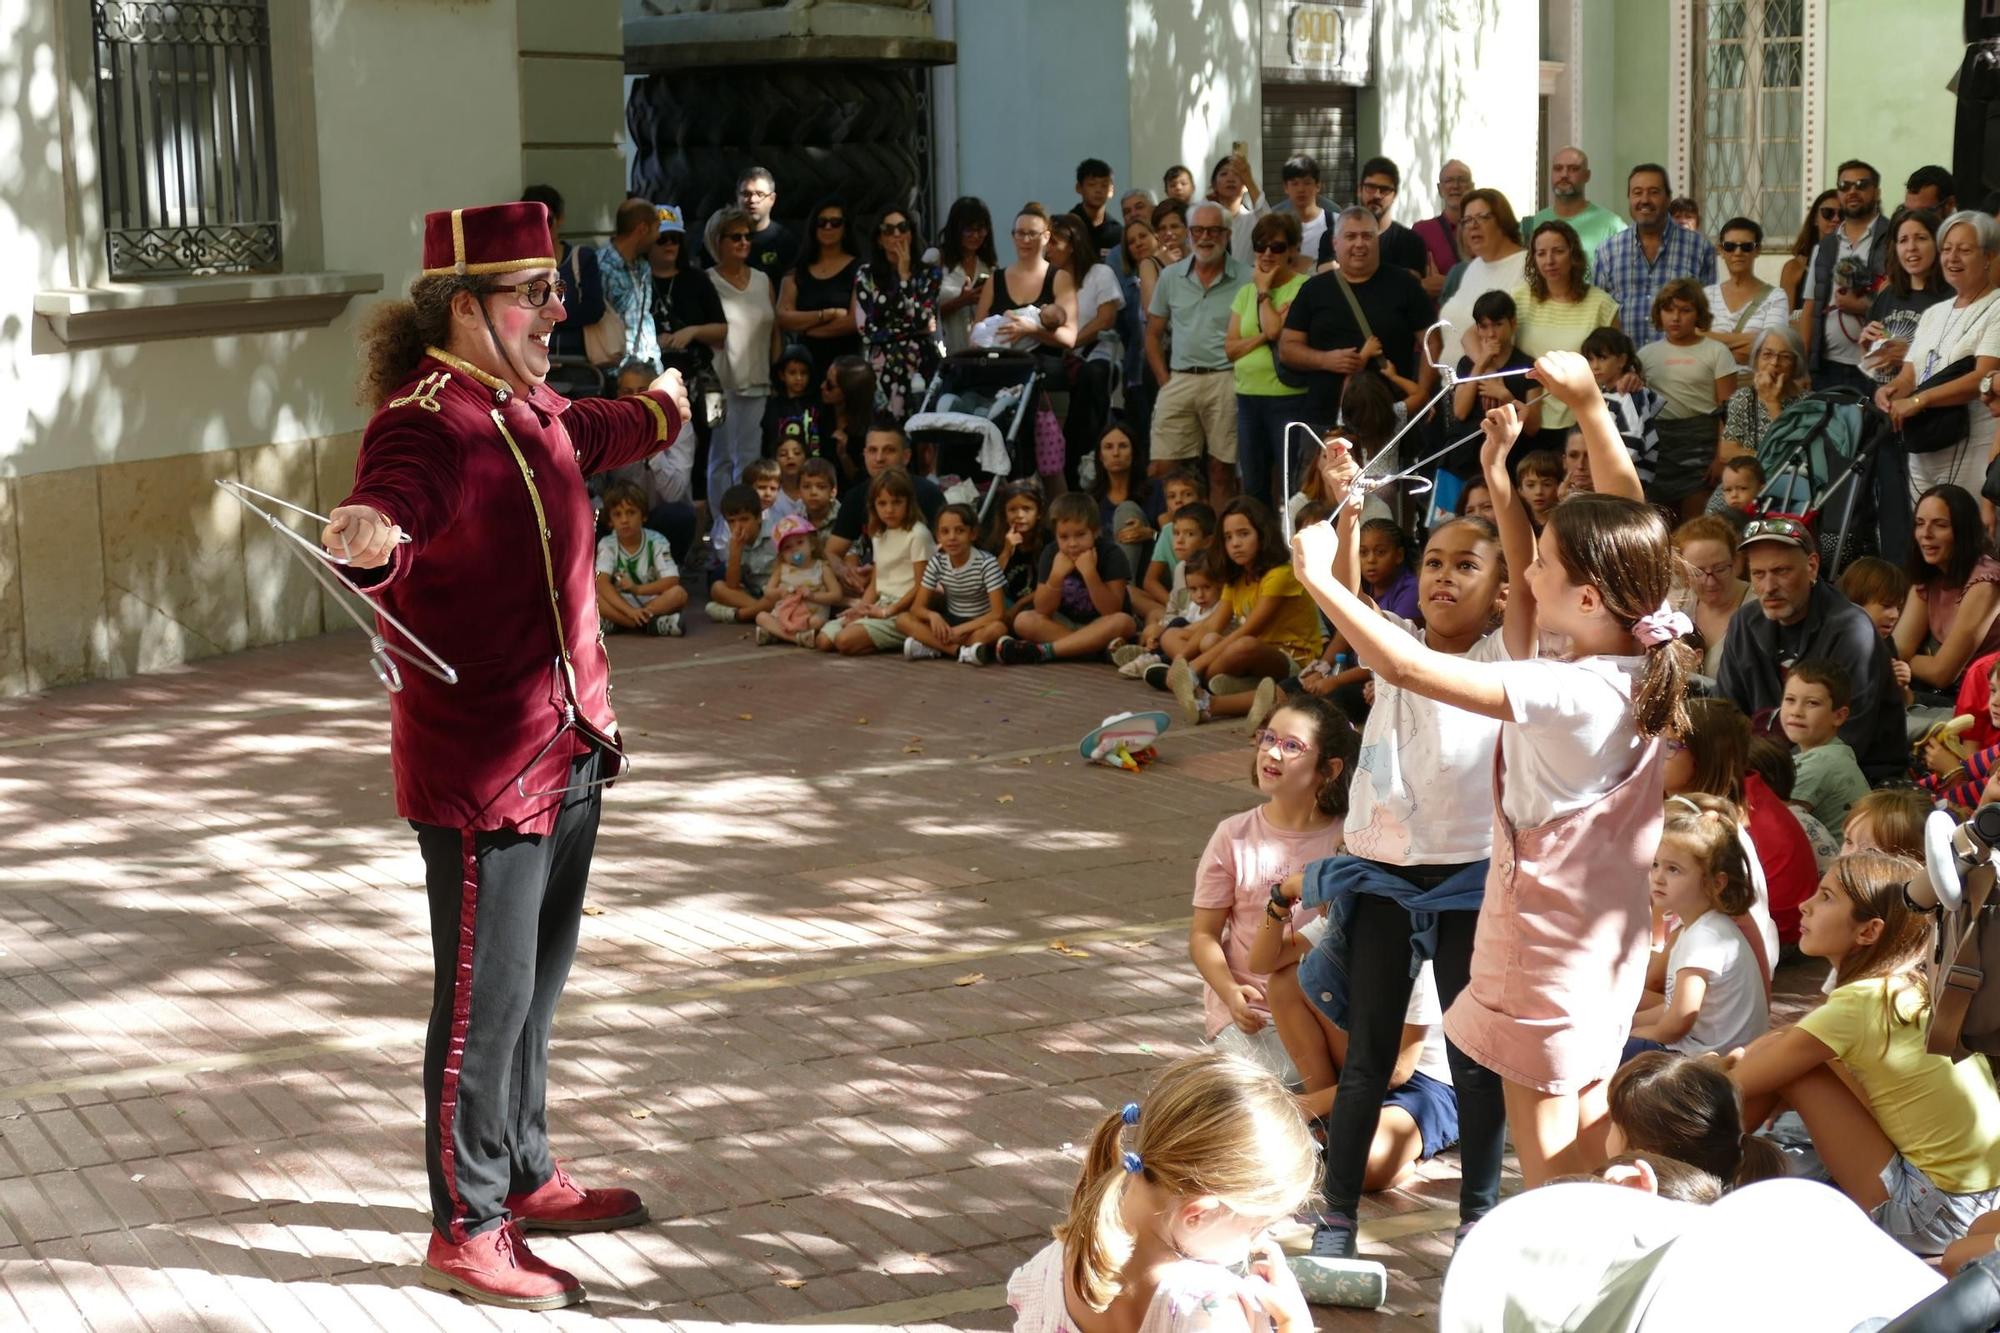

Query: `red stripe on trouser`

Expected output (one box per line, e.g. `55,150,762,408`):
437,829,481,1243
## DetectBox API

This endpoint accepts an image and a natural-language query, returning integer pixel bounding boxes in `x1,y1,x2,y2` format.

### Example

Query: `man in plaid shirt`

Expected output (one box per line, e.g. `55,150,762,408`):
1590,163,1717,347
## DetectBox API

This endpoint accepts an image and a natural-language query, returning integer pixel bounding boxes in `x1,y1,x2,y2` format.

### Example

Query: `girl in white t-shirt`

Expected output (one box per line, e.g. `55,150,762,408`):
820,468,935,655
1292,351,1694,1193
1627,800,1769,1058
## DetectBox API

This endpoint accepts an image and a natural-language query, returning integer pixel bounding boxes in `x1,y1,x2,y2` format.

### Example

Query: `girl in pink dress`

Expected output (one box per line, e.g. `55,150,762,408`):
1007,1052,1316,1333
1291,351,1696,1188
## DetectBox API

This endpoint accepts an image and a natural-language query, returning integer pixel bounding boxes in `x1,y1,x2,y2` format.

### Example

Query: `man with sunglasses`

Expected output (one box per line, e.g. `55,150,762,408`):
1714,515,1905,781
323,200,693,1311
1801,160,1893,393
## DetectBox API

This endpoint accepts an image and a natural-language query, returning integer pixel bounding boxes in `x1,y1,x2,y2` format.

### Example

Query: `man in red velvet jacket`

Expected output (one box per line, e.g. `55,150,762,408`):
323,200,690,1311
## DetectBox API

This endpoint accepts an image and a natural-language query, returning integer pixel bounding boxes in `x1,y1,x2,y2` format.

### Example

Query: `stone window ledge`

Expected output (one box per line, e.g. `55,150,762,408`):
34,271,385,351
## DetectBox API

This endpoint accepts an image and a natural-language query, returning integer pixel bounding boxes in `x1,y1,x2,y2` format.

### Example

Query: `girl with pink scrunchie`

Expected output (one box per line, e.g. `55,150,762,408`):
1290,350,1699,1197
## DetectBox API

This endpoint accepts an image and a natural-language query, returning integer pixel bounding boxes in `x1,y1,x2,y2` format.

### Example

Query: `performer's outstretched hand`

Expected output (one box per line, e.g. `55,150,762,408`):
648,366,693,435
323,505,401,568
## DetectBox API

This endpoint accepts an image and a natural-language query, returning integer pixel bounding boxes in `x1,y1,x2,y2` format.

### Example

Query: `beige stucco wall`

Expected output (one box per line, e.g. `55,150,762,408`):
1127,0,1265,202
0,0,628,695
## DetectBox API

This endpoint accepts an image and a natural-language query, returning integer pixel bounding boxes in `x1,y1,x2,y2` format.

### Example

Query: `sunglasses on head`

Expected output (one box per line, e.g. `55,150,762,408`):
1719,240,1758,253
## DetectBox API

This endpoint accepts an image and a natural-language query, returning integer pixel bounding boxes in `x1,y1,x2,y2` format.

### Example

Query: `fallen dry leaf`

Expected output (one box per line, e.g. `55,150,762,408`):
581,904,604,916
738,712,754,721
953,972,985,987
902,743,924,754
629,1108,650,1120
856,716,869,725
777,1278,805,1290
996,794,1014,804
1049,940,1090,958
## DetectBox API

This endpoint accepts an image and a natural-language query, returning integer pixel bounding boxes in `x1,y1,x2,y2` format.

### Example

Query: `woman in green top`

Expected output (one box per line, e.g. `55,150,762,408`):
1511,218,1621,430
1225,212,1309,511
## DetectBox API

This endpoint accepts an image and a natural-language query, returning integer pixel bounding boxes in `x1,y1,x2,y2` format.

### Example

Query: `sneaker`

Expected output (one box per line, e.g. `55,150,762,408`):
421,1222,584,1310
1245,676,1280,734
1110,642,1150,668
1105,636,1130,658
1209,672,1257,696
970,641,997,666
1118,651,1163,679
704,601,736,624
903,638,942,660
958,645,982,664
754,625,774,646
795,629,820,650
654,612,683,637
1452,1217,1479,1251
1308,1214,1358,1261
1167,657,1206,725
996,636,1043,666
505,1163,649,1235
1142,662,1172,692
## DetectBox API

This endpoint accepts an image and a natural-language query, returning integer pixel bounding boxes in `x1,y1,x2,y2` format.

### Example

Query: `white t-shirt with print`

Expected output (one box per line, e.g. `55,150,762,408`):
872,523,937,604
1664,911,1770,1055
1494,655,1646,830
1345,614,1508,864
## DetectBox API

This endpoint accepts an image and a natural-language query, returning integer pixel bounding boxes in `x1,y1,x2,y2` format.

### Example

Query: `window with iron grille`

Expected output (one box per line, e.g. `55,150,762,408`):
92,0,282,278
1692,0,1803,246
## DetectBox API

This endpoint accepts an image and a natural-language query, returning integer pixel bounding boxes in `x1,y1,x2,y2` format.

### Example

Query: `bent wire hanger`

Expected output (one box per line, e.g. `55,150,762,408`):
217,479,458,693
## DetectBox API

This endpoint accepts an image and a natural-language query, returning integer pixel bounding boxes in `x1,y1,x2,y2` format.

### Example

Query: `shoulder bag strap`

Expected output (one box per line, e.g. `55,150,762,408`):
1333,271,1376,345
1731,282,1773,334
1929,863,1997,1058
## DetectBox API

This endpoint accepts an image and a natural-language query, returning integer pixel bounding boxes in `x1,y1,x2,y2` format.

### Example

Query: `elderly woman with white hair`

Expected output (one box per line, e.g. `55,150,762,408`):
1877,209,2000,505
1719,325,1810,461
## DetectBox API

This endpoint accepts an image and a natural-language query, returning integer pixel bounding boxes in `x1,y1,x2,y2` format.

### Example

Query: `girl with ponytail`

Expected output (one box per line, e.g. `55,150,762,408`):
1007,1051,1317,1332
1291,350,1694,1196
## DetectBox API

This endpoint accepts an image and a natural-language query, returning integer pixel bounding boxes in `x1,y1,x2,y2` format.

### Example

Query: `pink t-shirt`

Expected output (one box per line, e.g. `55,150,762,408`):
1192,804,1345,1039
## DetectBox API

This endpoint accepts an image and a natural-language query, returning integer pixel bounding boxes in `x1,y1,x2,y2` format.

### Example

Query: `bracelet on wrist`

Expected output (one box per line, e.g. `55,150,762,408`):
1263,901,1289,924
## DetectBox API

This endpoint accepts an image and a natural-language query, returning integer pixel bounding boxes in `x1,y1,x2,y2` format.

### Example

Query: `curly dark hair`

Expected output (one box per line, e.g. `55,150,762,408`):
356,274,491,408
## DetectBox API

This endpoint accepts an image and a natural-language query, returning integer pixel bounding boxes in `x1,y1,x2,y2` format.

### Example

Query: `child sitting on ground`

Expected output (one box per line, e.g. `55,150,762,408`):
982,480,1049,610
1190,696,1357,1077
1627,799,1770,1059
1119,501,1217,674
1780,659,1872,831
709,456,785,565
897,502,1007,662
595,481,687,637
989,492,1138,666
1512,450,1562,531
1151,550,1229,666
1005,1052,1314,1333
1149,497,1322,726
798,456,841,532
769,433,808,523
704,484,778,625
822,467,935,656
1840,789,1932,859
1725,851,2000,1257
1718,455,1766,513
1602,1050,1788,1188
753,515,842,649
1746,737,1841,870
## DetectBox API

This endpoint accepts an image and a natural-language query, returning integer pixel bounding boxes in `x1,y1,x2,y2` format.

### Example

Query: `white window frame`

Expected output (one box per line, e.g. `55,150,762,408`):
1668,0,1826,249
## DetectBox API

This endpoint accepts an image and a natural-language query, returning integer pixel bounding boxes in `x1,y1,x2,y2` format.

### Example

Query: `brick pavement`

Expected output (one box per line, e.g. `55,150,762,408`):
0,620,1827,1330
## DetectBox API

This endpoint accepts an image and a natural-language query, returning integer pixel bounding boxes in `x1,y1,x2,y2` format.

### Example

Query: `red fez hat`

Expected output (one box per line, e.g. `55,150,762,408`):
420,202,555,277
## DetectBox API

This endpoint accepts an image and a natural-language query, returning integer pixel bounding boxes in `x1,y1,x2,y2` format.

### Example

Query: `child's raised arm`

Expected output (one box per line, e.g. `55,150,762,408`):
1532,351,1643,503
1475,405,1537,661
1318,442,1365,596
1290,520,1512,721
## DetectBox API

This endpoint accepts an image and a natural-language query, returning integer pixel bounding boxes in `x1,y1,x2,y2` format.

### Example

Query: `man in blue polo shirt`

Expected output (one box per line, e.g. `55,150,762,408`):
1147,200,1246,503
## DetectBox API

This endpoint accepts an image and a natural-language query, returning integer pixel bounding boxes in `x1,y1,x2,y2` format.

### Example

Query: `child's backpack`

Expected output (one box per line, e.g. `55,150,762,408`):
1923,805,2000,1062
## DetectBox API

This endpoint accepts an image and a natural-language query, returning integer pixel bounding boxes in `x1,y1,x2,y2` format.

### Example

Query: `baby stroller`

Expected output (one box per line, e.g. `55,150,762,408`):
1751,387,1885,576
905,348,1041,518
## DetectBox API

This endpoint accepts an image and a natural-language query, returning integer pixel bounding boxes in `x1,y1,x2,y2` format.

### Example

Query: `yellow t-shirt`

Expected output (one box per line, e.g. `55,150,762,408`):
1222,565,1325,669
1798,977,2000,1193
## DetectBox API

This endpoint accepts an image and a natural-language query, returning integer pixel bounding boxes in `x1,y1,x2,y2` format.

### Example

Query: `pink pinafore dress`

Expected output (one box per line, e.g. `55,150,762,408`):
1443,729,1665,1094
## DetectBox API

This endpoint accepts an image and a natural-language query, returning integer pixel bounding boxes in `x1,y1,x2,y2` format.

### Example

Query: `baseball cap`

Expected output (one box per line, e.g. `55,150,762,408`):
771,514,816,545
656,204,685,236
1737,513,1813,555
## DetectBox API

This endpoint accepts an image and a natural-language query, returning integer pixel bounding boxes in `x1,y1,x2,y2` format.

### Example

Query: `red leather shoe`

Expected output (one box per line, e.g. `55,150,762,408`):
505,1163,649,1234
420,1222,584,1310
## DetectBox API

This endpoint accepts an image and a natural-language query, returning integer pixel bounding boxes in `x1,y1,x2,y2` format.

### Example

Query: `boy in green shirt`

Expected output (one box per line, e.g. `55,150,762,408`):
1781,659,1872,830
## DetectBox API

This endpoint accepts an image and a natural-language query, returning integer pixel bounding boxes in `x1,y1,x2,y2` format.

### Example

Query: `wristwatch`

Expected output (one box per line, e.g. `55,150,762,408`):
1269,881,1292,912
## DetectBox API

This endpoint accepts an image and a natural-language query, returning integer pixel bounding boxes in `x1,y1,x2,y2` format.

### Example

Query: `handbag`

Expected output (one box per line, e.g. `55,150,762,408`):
572,246,627,369
1900,353,1977,455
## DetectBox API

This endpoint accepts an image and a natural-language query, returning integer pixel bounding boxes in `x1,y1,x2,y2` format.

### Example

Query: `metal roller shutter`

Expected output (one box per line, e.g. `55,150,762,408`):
1260,84,1359,205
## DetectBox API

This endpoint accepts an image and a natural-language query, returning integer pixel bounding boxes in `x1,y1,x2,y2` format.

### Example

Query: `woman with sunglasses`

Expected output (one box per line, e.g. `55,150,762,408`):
776,195,862,380
1782,190,1840,317
702,205,777,520
1704,217,1790,370
1225,212,1309,511
854,206,944,421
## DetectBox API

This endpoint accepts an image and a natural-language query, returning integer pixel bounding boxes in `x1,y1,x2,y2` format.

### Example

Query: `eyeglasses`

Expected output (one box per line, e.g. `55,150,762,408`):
1188,224,1230,238
1461,211,1494,225
740,188,774,202
722,232,751,243
1818,207,1840,221
489,276,567,308
1252,730,1314,759
1719,240,1758,253
880,220,912,234
1255,241,1291,255
1012,227,1046,241
815,216,846,230
1837,178,1874,193
1688,560,1734,582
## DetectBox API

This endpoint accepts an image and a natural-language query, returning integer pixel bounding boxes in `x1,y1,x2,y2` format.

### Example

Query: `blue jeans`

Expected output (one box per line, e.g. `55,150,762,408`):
1236,392,1310,512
